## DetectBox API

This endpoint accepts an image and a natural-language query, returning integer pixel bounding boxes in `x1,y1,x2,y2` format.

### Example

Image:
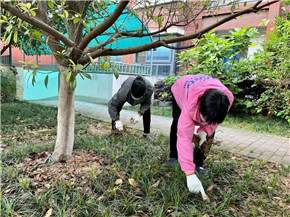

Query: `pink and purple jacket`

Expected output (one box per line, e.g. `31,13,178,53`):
171,75,234,173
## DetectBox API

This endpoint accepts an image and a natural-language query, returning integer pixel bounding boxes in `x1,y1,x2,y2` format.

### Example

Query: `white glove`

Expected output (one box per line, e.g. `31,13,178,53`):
115,120,123,131
196,131,207,146
130,113,141,124
186,173,208,200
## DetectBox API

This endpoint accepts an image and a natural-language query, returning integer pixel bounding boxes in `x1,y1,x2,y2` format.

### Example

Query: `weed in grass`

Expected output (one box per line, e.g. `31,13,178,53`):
2,197,14,216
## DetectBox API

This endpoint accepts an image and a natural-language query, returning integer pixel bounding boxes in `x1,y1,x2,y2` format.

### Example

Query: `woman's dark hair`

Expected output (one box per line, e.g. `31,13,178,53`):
131,76,146,98
199,89,230,124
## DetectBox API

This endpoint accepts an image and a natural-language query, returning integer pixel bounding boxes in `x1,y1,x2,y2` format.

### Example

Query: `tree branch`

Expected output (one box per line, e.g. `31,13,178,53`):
1,2,74,48
77,0,129,51
84,32,120,53
74,1,92,45
79,0,278,65
160,41,196,50
161,0,278,45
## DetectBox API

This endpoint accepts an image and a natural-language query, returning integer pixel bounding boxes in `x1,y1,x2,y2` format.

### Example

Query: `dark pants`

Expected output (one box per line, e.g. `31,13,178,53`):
169,96,214,167
112,104,151,134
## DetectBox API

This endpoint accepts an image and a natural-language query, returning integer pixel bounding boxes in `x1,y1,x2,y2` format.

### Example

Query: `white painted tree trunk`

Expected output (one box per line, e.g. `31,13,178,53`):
52,66,75,162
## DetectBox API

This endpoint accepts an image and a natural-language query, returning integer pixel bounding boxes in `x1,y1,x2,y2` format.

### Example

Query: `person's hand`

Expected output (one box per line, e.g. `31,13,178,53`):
130,113,141,124
186,173,208,200
196,131,207,146
115,120,124,131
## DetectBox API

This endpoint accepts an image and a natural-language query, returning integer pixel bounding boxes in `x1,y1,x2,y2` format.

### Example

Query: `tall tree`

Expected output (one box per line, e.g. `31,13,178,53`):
1,0,279,162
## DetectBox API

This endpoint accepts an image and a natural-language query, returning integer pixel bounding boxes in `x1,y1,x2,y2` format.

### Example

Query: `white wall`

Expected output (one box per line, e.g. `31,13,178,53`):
248,36,265,55
112,74,161,96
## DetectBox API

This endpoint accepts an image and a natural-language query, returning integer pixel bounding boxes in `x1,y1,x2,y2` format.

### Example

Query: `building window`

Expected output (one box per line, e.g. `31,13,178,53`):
146,46,171,62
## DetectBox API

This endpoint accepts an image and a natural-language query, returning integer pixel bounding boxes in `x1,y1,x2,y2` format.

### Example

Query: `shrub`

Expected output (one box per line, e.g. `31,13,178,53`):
249,15,290,124
165,27,260,111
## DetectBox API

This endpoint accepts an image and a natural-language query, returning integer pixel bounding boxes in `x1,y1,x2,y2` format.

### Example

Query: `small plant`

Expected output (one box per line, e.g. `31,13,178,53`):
20,177,29,191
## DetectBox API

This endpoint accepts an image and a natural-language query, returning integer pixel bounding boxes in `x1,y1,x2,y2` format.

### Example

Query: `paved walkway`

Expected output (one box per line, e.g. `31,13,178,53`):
36,100,290,166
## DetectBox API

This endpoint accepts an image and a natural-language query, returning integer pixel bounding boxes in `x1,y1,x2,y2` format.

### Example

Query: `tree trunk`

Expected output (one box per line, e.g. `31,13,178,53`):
52,66,75,162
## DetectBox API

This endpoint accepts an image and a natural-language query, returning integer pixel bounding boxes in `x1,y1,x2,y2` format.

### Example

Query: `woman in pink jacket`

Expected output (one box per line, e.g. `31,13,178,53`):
170,75,234,199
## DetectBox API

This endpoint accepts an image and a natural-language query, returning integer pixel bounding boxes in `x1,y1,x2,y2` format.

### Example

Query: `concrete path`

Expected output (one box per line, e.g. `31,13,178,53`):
36,100,290,166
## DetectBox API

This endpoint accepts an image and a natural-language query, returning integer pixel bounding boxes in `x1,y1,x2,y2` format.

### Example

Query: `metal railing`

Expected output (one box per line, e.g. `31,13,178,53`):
85,62,152,76
0,55,11,65
12,62,152,76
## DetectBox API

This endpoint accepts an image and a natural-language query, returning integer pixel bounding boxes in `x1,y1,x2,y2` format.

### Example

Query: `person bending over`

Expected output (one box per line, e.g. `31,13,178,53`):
108,76,154,142
169,74,234,199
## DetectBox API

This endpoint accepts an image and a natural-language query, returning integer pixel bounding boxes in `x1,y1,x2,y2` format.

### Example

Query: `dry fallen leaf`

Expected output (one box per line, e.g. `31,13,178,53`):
29,152,38,158
44,183,51,189
128,178,138,187
37,188,46,194
206,185,214,192
115,179,123,185
96,195,105,201
44,208,53,217
202,214,209,217
39,152,48,158
135,188,143,194
228,204,239,212
152,180,161,188
66,195,70,201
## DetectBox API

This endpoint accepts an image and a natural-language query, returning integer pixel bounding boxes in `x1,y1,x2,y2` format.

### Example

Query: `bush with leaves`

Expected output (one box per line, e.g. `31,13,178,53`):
247,15,290,124
165,27,259,110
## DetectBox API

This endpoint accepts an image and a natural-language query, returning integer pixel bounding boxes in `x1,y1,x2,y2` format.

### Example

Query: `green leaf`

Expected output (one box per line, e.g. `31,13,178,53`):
82,72,91,79
64,10,69,18
66,71,72,83
158,17,163,28
243,1,247,7
33,31,42,39
250,42,257,48
68,59,76,67
47,1,55,9
20,6,29,12
44,75,49,88
73,18,81,24
13,31,18,43
18,20,22,29
70,76,76,91
89,55,95,64
182,6,185,13
1,15,7,20
31,10,36,16
83,21,90,31
100,62,110,70
5,32,13,45
27,3,31,9
6,24,12,33
113,68,119,79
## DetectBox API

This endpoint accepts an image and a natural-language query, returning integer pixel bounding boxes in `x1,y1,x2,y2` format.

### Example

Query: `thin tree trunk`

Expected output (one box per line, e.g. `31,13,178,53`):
52,66,75,162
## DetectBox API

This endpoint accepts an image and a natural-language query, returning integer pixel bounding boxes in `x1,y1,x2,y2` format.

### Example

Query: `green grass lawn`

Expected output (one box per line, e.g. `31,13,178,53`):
1,101,289,216
124,105,290,137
